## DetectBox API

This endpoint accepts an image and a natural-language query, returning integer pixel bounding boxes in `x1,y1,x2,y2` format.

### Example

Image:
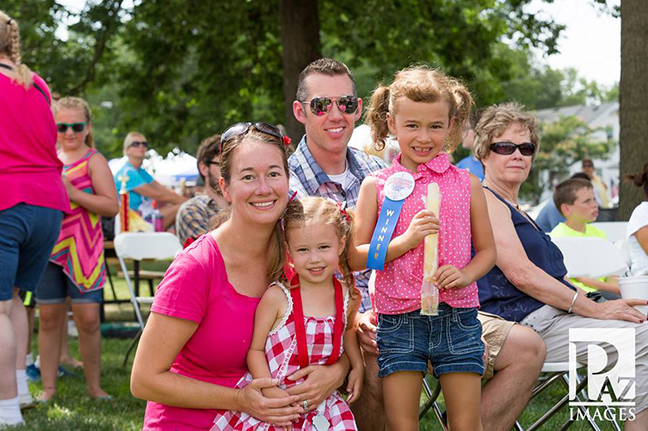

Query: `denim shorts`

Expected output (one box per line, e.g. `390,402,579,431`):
36,262,103,304
377,304,485,378
0,203,63,301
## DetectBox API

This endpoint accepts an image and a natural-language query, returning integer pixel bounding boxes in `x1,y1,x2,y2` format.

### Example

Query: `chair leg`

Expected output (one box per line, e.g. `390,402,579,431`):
419,376,448,431
122,329,143,367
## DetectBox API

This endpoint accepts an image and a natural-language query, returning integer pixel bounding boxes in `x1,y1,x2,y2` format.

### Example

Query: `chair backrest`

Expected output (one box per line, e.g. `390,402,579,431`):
114,232,182,261
590,221,629,243
552,236,628,279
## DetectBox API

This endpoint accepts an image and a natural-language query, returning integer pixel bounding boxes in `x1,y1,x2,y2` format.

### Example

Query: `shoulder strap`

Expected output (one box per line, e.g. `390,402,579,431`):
0,64,50,107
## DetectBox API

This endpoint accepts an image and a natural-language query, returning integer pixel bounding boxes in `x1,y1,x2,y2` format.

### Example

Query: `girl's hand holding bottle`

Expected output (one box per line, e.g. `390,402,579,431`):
402,209,440,250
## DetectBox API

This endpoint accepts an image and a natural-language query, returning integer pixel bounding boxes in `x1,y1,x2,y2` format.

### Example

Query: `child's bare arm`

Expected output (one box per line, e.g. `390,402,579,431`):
436,175,496,289
247,286,289,397
343,293,364,403
574,276,620,294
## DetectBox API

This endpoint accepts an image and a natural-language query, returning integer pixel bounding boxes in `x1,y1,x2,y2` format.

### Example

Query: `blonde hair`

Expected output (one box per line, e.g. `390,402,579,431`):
0,12,32,89
123,131,147,155
366,65,473,152
473,102,540,162
53,97,94,148
283,197,357,297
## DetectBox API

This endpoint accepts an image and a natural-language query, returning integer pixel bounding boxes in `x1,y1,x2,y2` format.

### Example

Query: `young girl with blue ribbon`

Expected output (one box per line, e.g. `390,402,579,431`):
212,196,364,431
351,66,497,431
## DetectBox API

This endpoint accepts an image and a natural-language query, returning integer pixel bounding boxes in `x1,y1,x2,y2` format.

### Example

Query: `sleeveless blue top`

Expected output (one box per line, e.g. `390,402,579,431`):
477,187,575,322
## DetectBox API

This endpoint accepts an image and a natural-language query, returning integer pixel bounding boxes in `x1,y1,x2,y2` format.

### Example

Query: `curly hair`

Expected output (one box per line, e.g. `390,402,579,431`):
0,11,33,88
365,65,473,152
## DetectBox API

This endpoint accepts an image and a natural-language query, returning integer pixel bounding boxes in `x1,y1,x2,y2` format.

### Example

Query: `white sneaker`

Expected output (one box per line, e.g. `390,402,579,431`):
18,392,35,410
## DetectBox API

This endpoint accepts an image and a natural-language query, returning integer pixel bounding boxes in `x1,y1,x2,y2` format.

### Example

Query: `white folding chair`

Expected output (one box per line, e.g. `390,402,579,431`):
114,232,182,365
552,237,628,278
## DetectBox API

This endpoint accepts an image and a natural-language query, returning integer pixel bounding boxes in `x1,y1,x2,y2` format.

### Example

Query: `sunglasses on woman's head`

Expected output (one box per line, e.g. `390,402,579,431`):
220,122,287,149
302,95,359,116
129,141,149,148
490,141,537,157
56,122,87,133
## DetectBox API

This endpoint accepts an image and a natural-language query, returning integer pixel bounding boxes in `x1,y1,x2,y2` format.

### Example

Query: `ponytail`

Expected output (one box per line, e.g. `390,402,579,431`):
0,13,33,89
366,85,391,151
624,161,648,198
445,79,474,152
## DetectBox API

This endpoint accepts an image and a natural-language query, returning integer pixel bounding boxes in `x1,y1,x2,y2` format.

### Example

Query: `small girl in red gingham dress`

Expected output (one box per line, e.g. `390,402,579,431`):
211,197,364,431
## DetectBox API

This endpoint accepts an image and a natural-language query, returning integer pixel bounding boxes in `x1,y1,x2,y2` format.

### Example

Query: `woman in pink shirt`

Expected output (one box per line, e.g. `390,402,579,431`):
0,12,68,426
130,123,350,430
352,66,496,431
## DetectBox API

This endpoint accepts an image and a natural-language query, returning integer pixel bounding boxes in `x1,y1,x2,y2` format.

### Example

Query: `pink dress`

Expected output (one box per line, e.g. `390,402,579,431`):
370,152,479,314
211,282,357,431
50,149,105,291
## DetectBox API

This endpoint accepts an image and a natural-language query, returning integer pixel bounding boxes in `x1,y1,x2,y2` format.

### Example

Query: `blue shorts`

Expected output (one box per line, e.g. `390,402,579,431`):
377,304,485,378
0,204,63,301
36,262,103,304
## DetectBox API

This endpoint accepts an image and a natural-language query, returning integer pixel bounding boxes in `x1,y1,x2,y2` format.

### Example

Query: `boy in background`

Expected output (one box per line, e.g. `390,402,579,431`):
549,177,620,298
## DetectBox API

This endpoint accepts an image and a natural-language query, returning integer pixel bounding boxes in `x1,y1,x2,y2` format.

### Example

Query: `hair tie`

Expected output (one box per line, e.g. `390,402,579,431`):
335,201,351,224
7,19,12,25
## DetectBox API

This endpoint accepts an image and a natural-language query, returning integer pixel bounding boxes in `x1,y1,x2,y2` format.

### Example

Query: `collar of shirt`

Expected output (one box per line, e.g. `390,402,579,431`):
289,135,367,195
391,152,451,179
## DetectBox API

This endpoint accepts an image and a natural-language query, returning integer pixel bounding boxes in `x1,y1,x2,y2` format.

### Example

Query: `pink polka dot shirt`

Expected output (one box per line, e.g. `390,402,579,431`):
370,152,479,314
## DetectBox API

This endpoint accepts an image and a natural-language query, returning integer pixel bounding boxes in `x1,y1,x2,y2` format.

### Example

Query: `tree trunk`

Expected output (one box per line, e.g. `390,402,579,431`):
280,0,321,144
619,0,648,220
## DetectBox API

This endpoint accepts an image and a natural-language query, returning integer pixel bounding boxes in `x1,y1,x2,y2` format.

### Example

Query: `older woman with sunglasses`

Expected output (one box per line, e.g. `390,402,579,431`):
113,132,186,230
131,122,349,430
474,103,648,430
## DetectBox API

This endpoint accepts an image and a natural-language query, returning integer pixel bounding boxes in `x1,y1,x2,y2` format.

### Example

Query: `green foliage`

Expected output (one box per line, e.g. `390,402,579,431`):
519,115,616,203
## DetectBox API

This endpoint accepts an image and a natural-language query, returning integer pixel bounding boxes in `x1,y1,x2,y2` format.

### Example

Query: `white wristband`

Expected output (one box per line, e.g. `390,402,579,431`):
567,291,579,314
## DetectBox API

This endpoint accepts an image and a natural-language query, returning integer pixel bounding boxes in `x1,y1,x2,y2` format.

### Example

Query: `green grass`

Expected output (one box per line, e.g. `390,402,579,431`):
16,263,625,430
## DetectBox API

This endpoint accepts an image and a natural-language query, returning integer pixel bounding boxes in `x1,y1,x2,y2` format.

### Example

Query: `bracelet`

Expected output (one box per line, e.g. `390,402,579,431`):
567,291,579,314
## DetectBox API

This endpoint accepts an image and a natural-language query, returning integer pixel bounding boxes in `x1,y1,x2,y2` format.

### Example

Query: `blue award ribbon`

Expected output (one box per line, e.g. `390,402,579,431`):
366,197,406,270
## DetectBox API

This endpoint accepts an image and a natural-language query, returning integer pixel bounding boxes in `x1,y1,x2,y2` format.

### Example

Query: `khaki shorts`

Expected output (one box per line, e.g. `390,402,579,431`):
478,311,516,379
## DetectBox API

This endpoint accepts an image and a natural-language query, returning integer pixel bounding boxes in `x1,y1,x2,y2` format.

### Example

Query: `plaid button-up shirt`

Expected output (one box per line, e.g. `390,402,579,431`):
288,136,387,313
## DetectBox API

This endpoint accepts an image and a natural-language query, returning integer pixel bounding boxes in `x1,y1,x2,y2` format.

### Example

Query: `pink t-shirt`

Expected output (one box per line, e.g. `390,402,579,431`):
144,234,262,430
0,72,68,212
370,152,479,314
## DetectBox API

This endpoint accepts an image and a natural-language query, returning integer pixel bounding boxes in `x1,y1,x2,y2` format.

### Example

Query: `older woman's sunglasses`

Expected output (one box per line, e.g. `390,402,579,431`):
56,122,87,133
302,95,359,116
129,141,149,148
220,122,286,147
490,141,536,157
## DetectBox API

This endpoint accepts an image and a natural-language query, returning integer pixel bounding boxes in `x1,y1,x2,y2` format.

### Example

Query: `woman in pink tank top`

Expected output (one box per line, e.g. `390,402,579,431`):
0,12,68,425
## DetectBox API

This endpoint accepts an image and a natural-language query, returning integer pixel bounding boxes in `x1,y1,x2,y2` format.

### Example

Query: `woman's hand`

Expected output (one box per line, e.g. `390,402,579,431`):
434,265,471,289
402,209,440,250
237,378,301,426
62,176,79,201
345,367,364,404
591,299,647,324
285,359,348,412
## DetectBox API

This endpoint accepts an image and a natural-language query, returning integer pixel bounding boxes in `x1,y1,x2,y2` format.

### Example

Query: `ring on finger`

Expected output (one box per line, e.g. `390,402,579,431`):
303,399,308,410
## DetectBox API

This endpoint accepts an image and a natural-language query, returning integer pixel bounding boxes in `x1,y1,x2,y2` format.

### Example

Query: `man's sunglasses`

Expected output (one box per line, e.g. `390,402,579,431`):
56,122,87,133
220,122,289,148
129,141,149,148
302,95,359,116
490,141,537,157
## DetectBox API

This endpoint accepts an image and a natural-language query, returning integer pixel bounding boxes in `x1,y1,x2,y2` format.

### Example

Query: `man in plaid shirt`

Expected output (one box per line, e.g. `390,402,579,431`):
175,134,228,246
288,59,547,431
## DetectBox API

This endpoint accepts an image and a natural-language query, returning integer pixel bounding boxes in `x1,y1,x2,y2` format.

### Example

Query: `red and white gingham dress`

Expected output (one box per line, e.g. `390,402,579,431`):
211,282,357,431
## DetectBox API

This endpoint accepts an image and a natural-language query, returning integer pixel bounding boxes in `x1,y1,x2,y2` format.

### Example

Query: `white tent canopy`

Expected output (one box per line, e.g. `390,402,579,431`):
108,148,199,187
